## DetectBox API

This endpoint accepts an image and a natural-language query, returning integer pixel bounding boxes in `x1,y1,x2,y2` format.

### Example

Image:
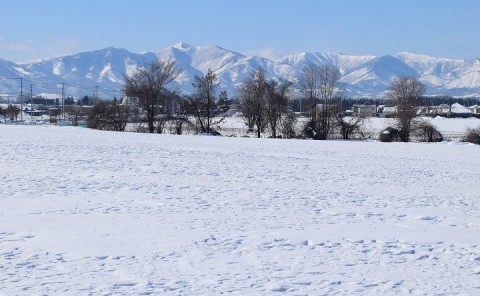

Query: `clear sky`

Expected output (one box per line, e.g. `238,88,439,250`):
1,0,479,63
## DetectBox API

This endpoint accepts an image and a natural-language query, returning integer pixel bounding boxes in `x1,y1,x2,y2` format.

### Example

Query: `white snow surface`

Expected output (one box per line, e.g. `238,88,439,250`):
1,125,480,295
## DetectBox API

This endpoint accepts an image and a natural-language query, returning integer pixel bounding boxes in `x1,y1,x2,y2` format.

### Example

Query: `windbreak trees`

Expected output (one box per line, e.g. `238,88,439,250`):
123,58,181,133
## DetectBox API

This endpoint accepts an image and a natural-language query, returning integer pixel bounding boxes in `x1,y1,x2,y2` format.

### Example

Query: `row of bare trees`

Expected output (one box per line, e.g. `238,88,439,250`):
121,59,233,135
238,69,294,138
236,64,366,140
103,58,364,139
0,105,21,123
88,56,435,142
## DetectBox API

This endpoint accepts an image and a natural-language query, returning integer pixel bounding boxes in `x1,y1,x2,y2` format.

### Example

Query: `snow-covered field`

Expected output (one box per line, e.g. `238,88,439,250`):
1,125,480,295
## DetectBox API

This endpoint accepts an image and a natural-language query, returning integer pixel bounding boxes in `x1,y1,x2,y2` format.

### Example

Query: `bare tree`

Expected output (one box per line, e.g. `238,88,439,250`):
182,69,230,134
0,106,5,123
64,105,86,126
299,63,321,129
387,77,426,142
123,58,181,133
238,69,268,138
334,112,365,140
299,63,342,139
317,65,342,139
264,79,292,138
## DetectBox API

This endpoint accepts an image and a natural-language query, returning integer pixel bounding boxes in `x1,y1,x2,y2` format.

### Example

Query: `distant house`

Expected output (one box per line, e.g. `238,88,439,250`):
469,105,479,115
352,104,376,117
32,97,56,106
121,96,140,106
430,103,472,118
224,102,239,117
416,105,442,117
315,103,340,114
416,106,429,116
377,105,396,118
23,105,46,116
435,104,451,116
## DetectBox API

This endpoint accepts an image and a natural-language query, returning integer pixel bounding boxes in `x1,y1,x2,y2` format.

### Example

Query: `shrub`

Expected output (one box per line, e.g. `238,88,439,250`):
303,119,327,140
87,102,134,131
465,128,480,144
379,127,400,142
412,121,443,142
280,111,297,139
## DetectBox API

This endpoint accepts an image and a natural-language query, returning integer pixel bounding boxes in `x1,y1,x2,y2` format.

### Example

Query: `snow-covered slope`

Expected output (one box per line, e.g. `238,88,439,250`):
0,43,479,98
394,52,479,95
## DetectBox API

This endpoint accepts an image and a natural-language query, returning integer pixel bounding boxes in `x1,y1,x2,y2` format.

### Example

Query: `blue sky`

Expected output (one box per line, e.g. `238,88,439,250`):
1,0,479,62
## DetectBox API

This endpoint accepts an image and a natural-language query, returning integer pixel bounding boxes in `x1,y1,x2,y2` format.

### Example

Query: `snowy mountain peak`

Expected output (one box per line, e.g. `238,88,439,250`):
173,42,192,50
1,43,480,98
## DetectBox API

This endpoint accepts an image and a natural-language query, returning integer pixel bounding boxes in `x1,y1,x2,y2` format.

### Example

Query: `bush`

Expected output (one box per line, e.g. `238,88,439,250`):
280,111,297,139
465,128,480,144
412,121,443,142
303,120,328,140
379,127,400,142
87,102,134,131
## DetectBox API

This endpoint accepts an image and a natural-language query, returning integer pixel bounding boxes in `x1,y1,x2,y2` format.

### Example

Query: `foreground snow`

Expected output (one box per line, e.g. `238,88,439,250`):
1,125,479,295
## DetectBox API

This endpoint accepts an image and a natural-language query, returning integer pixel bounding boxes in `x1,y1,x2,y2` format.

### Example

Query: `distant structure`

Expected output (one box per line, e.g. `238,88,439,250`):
351,104,377,117
121,96,140,106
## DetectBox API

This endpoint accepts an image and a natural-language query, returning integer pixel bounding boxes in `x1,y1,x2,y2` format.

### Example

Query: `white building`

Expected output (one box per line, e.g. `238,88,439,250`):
121,96,140,106
352,104,377,117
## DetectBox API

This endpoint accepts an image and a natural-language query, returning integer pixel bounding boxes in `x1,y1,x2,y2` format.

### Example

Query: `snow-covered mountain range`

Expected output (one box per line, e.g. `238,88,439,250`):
1,42,479,100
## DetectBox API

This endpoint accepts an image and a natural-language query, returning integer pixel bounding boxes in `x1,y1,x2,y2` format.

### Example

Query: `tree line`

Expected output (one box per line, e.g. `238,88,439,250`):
80,57,476,143
87,57,365,140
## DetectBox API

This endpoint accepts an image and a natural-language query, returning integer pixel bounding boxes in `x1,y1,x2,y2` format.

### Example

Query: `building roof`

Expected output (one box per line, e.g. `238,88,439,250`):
451,103,472,114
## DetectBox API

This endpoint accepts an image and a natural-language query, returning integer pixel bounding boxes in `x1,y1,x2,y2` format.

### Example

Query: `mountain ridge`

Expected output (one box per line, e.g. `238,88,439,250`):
1,43,479,99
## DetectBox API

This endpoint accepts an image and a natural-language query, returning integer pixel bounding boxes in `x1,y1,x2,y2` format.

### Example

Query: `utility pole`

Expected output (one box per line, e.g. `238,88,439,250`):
95,85,99,105
20,77,23,121
30,84,33,119
62,82,65,120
